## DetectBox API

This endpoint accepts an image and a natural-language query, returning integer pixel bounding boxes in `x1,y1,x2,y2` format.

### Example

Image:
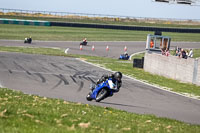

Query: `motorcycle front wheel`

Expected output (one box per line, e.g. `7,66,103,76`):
86,92,92,101
96,88,107,102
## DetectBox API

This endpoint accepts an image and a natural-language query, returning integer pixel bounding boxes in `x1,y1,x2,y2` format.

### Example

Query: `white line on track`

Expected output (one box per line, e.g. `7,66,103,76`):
0,81,3,88
129,51,146,60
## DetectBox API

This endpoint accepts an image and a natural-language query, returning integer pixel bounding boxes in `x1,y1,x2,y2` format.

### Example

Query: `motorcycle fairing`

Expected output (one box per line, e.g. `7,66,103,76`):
90,80,113,99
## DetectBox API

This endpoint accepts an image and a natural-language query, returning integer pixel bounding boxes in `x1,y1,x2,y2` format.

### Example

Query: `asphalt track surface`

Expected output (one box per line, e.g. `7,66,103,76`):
0,40,200,124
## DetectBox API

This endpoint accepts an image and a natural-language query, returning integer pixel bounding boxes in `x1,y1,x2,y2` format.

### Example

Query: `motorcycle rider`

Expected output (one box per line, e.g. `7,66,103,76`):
80,38,87,45
24,36,32,43
83,38,87,43
124,52,129,58
92,71,122,92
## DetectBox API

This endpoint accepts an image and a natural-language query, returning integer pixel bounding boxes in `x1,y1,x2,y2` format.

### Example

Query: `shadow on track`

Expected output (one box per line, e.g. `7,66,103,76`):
100,101,146,109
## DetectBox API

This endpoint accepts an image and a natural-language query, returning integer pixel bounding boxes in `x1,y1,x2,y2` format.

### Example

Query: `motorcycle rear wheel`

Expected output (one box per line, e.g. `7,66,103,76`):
96,88,107,102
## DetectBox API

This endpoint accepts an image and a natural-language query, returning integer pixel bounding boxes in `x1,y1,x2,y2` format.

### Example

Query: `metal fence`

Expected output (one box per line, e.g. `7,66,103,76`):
0,8,200,22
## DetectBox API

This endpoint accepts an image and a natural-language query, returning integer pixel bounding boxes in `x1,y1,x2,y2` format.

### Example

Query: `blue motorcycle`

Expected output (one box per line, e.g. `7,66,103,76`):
86,79,116,102
119,54,130,60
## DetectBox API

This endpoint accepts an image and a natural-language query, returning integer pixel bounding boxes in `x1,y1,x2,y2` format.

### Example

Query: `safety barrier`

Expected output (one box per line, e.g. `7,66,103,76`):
50,22,200,33
133,57,144,68
0,18,50,26
144,52,200,86
1,18,200,33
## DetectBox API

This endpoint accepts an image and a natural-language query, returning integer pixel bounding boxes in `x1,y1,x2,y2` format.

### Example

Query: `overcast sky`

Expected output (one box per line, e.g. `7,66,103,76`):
1,0,200,20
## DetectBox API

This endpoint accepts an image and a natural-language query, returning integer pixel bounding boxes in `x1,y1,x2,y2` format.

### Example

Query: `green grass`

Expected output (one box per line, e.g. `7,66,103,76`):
0,24,150,41
194,49,200,58
1,24,200,42
1,87,200,133
0,46,67,56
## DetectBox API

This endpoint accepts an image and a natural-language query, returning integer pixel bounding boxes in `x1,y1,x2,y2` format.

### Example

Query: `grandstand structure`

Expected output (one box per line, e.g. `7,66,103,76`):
154,0,200,5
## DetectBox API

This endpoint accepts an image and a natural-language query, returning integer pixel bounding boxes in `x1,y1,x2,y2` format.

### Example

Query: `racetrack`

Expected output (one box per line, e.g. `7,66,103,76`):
0,40,200,124
1,40,200,58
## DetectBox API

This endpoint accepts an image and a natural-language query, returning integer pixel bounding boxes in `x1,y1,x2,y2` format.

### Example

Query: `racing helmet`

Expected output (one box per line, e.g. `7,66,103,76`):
114,72,122,81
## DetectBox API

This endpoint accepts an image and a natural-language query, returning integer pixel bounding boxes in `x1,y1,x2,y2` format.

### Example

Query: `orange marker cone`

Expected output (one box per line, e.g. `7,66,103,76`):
124,46,127,51
80,45,83,50
92,45,95,51
106,45,109,51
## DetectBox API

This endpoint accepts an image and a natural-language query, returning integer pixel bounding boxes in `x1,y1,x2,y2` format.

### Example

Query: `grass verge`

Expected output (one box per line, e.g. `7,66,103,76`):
1,24,200,42
1,87,200,133
0,46,67,56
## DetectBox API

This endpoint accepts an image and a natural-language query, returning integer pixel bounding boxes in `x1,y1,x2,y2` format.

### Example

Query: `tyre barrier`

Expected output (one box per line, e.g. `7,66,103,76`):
50,22,200,33
1,18,200,33
133,57,144,68
0,18,50,26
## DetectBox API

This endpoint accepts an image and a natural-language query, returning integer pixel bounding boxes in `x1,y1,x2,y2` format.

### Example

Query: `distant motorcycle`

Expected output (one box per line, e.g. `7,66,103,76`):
86,79,117,102
119,54,130,60
80,41,87,46
24,37,32,44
